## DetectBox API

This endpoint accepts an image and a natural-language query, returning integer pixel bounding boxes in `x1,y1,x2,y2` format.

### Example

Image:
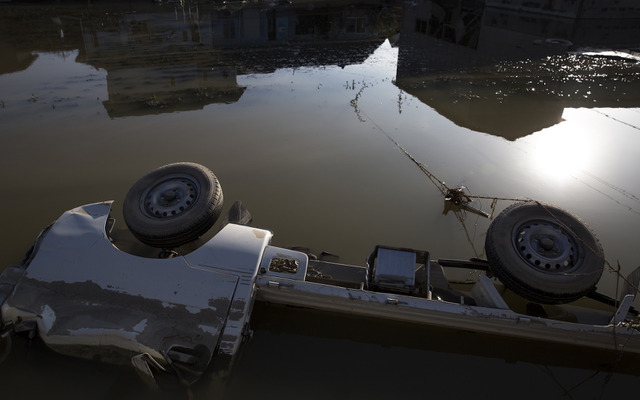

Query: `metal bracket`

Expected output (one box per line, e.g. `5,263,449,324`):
611,294,635,325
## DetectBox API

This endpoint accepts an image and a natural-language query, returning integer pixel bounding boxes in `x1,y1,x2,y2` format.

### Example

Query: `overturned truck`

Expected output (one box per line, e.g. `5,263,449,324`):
1,163,639,386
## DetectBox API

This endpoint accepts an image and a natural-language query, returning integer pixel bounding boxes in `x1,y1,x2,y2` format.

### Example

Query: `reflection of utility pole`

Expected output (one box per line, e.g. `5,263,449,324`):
569,0,586,44
576,0,585,19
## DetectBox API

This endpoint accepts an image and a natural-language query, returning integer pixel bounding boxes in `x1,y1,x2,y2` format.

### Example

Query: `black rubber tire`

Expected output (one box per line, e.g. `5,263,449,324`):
123,162,223,248
485,202,604,304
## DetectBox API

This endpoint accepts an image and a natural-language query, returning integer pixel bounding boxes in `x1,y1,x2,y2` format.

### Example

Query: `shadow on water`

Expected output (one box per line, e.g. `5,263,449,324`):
248,302,640,375
214,302,640,399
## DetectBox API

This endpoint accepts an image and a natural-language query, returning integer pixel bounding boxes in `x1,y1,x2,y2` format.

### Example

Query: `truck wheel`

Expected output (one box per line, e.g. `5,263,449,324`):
485,202,604,304
123,162,223,248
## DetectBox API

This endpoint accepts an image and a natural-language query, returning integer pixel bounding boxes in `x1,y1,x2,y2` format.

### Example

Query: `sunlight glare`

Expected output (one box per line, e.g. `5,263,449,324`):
519,110,595,182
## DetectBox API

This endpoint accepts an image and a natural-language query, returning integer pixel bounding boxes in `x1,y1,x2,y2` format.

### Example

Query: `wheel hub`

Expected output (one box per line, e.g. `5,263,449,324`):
513,221,578,272
141,176,199,219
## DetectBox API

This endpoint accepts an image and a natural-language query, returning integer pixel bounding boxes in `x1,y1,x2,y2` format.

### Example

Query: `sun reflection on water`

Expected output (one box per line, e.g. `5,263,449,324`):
517,107,640,191
518,110,595,182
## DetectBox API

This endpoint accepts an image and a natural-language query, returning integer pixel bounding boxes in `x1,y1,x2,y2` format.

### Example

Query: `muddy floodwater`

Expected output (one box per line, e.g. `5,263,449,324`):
1,0,640,398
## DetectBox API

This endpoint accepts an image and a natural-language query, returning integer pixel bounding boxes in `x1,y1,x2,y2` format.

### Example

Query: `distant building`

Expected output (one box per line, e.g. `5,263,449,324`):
486,0,640,18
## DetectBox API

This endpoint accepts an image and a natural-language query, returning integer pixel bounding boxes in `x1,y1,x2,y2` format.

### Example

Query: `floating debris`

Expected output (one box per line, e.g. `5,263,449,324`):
444,187,490,218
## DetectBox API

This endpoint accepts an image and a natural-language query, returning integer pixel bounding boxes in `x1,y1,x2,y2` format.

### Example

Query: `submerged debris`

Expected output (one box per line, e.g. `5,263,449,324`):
269,258,300,274
444,187,490,218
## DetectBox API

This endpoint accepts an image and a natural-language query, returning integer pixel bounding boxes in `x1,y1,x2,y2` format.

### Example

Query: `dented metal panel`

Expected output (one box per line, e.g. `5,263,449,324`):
184,223,274,359
0,202,272,376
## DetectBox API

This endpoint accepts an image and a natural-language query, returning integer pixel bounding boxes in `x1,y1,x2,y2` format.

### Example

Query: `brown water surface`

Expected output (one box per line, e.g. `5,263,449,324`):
1,1,640,398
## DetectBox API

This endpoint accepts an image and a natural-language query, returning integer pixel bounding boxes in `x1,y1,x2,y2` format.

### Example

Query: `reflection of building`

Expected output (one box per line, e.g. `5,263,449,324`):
395,0,640,140
71,1,389,117
211,5,377,46
0,9,83,74
76,4,235,117
0,44,38,74
102,65,245,117
486,0,640,19
0,1,393,117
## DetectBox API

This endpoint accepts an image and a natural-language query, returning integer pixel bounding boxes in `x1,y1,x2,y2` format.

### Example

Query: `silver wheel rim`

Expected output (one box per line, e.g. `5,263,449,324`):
140,174,200,219
512,219,580,273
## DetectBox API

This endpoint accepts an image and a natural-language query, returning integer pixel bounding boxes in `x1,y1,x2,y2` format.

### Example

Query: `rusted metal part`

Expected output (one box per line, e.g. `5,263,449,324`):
444,187,490,218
